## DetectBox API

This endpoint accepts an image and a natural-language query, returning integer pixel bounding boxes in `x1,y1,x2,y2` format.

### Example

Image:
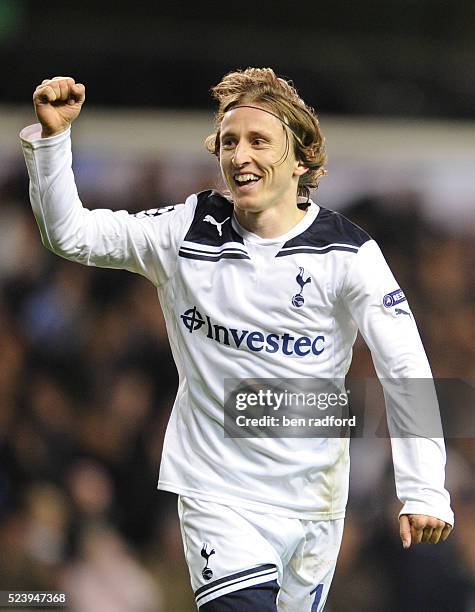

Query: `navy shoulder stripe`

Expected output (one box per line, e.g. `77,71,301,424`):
183,190,243,246
276,206,371,257
179,190,249,261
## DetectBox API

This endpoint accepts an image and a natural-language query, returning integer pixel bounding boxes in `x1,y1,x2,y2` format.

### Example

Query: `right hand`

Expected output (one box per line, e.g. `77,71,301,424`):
33,76,86,138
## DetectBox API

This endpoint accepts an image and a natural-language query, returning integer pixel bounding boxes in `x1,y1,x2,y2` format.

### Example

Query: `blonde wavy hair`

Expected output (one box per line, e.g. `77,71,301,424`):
205,67,327,200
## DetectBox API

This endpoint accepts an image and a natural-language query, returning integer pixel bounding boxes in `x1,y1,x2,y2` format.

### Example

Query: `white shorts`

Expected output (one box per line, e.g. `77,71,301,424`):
178,496,344,611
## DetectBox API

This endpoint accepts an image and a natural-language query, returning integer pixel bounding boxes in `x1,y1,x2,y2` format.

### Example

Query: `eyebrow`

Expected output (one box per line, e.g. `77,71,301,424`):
220,128,275,140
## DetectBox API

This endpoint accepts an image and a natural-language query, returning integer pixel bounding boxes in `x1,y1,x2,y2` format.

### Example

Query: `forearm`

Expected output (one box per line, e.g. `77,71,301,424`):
391,436,453,525
377,375,453,524
21,124,90,259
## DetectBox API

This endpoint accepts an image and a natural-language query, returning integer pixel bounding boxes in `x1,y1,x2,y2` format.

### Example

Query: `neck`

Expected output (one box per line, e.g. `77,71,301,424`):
233,201,307,239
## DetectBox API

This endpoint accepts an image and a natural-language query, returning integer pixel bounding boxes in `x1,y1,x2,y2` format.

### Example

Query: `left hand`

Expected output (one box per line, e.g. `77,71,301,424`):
399,514,452,549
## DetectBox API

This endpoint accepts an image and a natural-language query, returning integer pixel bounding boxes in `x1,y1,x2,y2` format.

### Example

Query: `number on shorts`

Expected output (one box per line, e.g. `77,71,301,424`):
310,583,324,612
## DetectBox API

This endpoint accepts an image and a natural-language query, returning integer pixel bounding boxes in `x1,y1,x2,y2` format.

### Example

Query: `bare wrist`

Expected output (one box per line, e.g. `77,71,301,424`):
41,126,68,139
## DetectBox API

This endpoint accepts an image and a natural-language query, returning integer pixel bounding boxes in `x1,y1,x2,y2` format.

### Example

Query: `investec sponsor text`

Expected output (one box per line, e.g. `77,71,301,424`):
180,306,325,356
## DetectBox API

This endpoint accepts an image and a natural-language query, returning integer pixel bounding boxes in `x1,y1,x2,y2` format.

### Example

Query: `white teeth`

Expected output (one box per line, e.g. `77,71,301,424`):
234,174,260,182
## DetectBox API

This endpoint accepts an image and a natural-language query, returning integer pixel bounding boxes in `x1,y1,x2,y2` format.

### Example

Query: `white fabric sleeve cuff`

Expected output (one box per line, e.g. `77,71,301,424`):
20,123,71,148
399,501,454,526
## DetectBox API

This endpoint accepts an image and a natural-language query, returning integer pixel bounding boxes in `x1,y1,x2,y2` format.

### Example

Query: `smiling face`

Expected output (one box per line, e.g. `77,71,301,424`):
219,105,308,217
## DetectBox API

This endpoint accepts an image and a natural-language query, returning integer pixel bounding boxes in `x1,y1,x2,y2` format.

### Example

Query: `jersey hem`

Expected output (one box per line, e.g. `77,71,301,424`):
157,481,346,521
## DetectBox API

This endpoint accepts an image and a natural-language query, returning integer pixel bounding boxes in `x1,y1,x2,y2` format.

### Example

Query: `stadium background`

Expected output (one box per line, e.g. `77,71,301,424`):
0,1,474,610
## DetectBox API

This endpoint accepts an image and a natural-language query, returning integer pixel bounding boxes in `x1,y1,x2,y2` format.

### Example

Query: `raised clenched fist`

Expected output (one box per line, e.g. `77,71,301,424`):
33,76,86,138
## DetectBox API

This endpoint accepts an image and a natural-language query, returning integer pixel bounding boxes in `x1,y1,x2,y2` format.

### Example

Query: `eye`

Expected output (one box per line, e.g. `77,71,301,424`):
221,138,235,149
253,136,273,147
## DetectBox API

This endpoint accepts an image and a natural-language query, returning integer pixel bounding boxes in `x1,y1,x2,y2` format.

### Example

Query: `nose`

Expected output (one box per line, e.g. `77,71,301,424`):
231,141,251,167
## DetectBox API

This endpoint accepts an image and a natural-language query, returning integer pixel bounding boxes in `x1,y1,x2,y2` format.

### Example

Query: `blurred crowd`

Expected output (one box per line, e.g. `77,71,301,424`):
0,152,474,612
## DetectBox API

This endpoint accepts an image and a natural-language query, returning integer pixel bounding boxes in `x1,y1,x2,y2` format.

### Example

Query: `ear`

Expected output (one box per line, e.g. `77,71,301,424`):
293,160,309,177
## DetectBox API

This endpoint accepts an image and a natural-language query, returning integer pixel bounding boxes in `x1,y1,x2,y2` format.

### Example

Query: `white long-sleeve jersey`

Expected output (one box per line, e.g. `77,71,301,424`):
20,124,454,524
